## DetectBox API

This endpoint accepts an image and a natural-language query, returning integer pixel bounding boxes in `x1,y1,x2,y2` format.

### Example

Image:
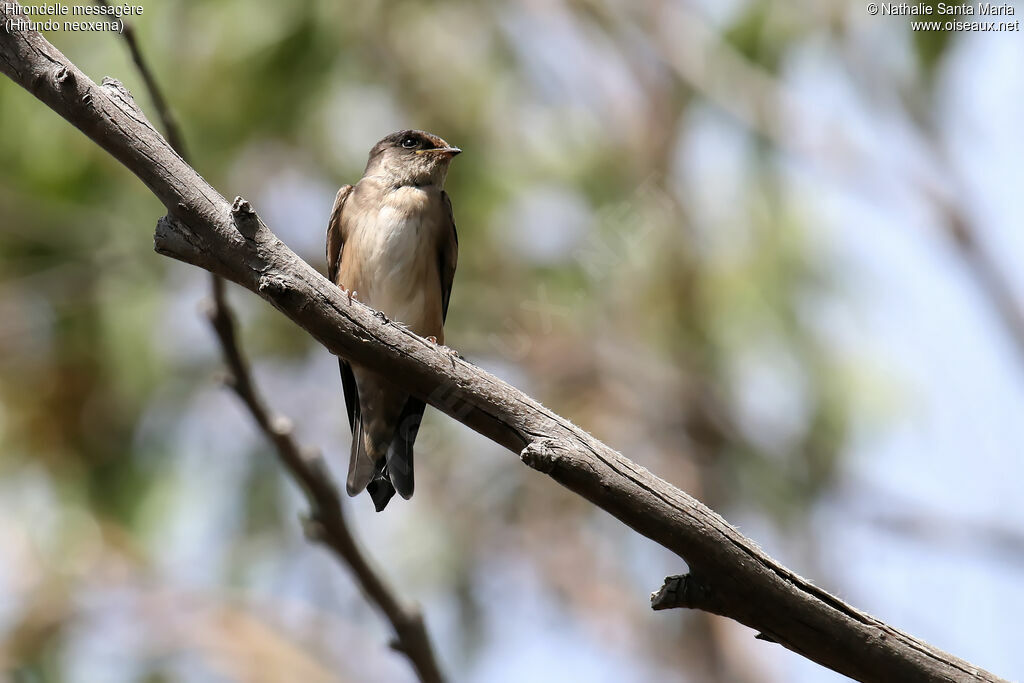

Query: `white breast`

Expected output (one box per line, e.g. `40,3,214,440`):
350,187,437,333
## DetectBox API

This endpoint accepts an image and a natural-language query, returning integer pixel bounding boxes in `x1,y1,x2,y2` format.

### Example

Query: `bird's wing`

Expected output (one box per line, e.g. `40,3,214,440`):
326,185,359,430
386,192,457,502
326,184,353,284
326,184,376,495
439,190,459,323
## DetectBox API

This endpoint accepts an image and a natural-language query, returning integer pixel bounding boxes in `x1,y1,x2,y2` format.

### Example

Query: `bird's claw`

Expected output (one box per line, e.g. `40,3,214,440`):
347,289,358,305
426,336,461,364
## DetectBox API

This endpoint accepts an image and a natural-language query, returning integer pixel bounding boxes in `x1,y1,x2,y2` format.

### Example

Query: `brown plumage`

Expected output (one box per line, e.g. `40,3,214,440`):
326,130,459,511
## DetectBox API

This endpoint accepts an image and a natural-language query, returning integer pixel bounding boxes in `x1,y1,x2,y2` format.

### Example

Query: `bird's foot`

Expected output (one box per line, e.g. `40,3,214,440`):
427,336,461,364
346,289,358,305
375,310,390,324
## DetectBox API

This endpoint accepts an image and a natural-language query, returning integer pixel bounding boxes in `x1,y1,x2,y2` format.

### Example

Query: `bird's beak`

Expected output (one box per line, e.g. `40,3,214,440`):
418,147,461,158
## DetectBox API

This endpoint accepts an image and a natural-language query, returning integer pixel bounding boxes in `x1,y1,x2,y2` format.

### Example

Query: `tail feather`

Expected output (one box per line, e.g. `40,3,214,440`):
340,358,377,497
387,443,414,500
346,417,398,511
367,471,397,512
387,398,425,499
345,419,376,496
341,361,426,508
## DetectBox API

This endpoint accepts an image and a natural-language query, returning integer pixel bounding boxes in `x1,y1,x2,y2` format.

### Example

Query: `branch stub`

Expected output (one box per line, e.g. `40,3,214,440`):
231,195,259,238
651,573,712,611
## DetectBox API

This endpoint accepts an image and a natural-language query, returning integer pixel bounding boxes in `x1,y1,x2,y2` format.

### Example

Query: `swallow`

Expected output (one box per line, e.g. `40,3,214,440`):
326,130,460,511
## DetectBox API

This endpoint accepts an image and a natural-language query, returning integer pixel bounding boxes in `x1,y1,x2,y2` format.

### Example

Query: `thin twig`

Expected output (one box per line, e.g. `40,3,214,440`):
936,191,1024,374
205,278,444,683
97,7,445,681
95,0,187,159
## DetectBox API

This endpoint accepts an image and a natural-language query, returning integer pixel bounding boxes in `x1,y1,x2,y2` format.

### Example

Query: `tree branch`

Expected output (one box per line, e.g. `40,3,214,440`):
940,198,1024,372
91,7,444,682
93,0,187,158
205,273,444,683
0,13,1007,683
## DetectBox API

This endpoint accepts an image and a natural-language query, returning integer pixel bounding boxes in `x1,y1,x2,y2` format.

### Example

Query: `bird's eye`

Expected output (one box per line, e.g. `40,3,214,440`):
401,136,418,149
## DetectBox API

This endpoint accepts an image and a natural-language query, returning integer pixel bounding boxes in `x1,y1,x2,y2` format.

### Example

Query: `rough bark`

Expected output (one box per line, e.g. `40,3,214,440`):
0,12,1006,683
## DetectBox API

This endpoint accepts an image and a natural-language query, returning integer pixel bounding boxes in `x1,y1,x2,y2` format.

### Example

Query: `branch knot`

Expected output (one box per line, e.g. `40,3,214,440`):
257,274,290,296
231,195,260,237
100,77,135,105
520,438,563,474
53,65,73,88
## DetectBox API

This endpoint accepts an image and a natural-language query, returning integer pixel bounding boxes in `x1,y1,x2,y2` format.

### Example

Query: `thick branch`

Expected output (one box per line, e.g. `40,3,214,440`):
94,9,444,682
0,14,1006,683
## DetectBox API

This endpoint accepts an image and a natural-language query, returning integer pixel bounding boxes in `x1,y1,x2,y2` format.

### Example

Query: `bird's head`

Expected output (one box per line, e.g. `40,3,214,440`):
364,130,461,188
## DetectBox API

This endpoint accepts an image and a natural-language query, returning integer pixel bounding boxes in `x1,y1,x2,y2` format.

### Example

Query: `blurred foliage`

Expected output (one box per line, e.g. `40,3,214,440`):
911,0,956,79
0,0,962,682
